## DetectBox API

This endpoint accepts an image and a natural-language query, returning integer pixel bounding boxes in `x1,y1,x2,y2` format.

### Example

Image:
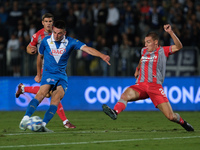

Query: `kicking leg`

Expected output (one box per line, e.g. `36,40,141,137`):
24,86,40,94
41,86,64,132
19,84,51,131
102,87,139,120
15,83,40,98
157,102,194,131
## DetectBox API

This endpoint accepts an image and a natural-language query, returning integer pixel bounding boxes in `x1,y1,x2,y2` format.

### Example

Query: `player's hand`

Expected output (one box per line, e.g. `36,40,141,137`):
164,24,172,33
102,55,111,65
134,69,139,79
34,75,41,83
30,46,37,54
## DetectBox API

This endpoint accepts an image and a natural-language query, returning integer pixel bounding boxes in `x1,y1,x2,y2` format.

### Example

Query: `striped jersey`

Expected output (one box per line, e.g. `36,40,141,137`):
29,28,51,49
39,34,85,75
136,46,173,85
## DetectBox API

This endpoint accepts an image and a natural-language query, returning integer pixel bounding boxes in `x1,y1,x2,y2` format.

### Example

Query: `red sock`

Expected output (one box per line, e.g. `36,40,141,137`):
56,102,67,121
179,116,184,125
24,86,40,94
114,102,126,114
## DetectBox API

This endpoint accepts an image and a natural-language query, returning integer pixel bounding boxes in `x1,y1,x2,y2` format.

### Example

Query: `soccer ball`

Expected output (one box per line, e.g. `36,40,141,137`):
27,116,43,132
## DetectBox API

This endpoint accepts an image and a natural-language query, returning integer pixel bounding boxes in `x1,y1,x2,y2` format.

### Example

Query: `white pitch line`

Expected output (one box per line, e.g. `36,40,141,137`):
4,130,200,136
4,129,200,136
0,136,200,149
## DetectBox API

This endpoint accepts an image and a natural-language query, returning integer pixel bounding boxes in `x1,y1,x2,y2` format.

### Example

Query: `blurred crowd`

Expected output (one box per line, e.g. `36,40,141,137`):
0,0,199,77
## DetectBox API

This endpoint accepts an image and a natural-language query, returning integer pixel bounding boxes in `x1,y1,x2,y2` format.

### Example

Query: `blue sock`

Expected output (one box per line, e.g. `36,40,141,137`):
43,105,57,124
25,98,40,117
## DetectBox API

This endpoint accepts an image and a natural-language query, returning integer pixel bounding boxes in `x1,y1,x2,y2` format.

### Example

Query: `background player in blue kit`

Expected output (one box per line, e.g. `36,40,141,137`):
19,20,111,132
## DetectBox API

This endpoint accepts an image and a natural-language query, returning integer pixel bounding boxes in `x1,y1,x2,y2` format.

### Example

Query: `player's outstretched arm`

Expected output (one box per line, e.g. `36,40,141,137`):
164,24,183,53
26,45,37,55
81,45,111,65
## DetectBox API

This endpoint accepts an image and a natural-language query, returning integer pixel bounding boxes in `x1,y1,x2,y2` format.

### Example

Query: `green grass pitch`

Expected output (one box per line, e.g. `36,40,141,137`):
0,111,200,150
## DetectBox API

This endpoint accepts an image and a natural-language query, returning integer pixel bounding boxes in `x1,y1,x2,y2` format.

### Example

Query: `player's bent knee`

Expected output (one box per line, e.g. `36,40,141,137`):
121,90,138,101
120,93,129,101
35,91,48,100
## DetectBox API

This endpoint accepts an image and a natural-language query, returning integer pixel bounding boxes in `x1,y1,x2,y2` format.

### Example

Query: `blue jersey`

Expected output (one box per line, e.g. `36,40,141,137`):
39,34,85,75
39,34,85,91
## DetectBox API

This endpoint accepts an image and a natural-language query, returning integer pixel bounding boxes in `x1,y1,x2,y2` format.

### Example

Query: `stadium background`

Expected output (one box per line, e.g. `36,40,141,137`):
0,0,200,111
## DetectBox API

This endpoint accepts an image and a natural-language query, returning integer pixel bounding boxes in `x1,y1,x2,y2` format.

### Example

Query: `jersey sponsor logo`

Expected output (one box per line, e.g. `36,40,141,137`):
47,38,68,63
49,48,66,56
142,55,157,61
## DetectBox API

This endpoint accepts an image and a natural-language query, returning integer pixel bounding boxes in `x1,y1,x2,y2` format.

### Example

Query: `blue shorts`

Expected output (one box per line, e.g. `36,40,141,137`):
41,72,68,93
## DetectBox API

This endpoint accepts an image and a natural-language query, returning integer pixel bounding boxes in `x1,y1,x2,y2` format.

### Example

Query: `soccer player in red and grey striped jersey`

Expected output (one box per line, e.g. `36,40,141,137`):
15,13,76,129
103,24,194,131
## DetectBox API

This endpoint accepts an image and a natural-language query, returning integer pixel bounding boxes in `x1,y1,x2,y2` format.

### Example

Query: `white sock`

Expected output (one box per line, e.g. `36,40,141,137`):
21,85,25,93
63,119,69,125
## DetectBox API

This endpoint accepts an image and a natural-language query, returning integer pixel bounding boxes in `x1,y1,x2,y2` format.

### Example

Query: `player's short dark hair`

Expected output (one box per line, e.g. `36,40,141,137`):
54,20,66,30
145,32,159,41
42,13,54,21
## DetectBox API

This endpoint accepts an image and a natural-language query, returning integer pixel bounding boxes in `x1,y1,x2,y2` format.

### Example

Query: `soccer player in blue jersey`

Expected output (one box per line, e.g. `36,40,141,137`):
19,20,111,132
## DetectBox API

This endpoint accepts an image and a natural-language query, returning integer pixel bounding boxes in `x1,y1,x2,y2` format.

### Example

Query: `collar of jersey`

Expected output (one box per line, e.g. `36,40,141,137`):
146,45,161,53
51,34,66,43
